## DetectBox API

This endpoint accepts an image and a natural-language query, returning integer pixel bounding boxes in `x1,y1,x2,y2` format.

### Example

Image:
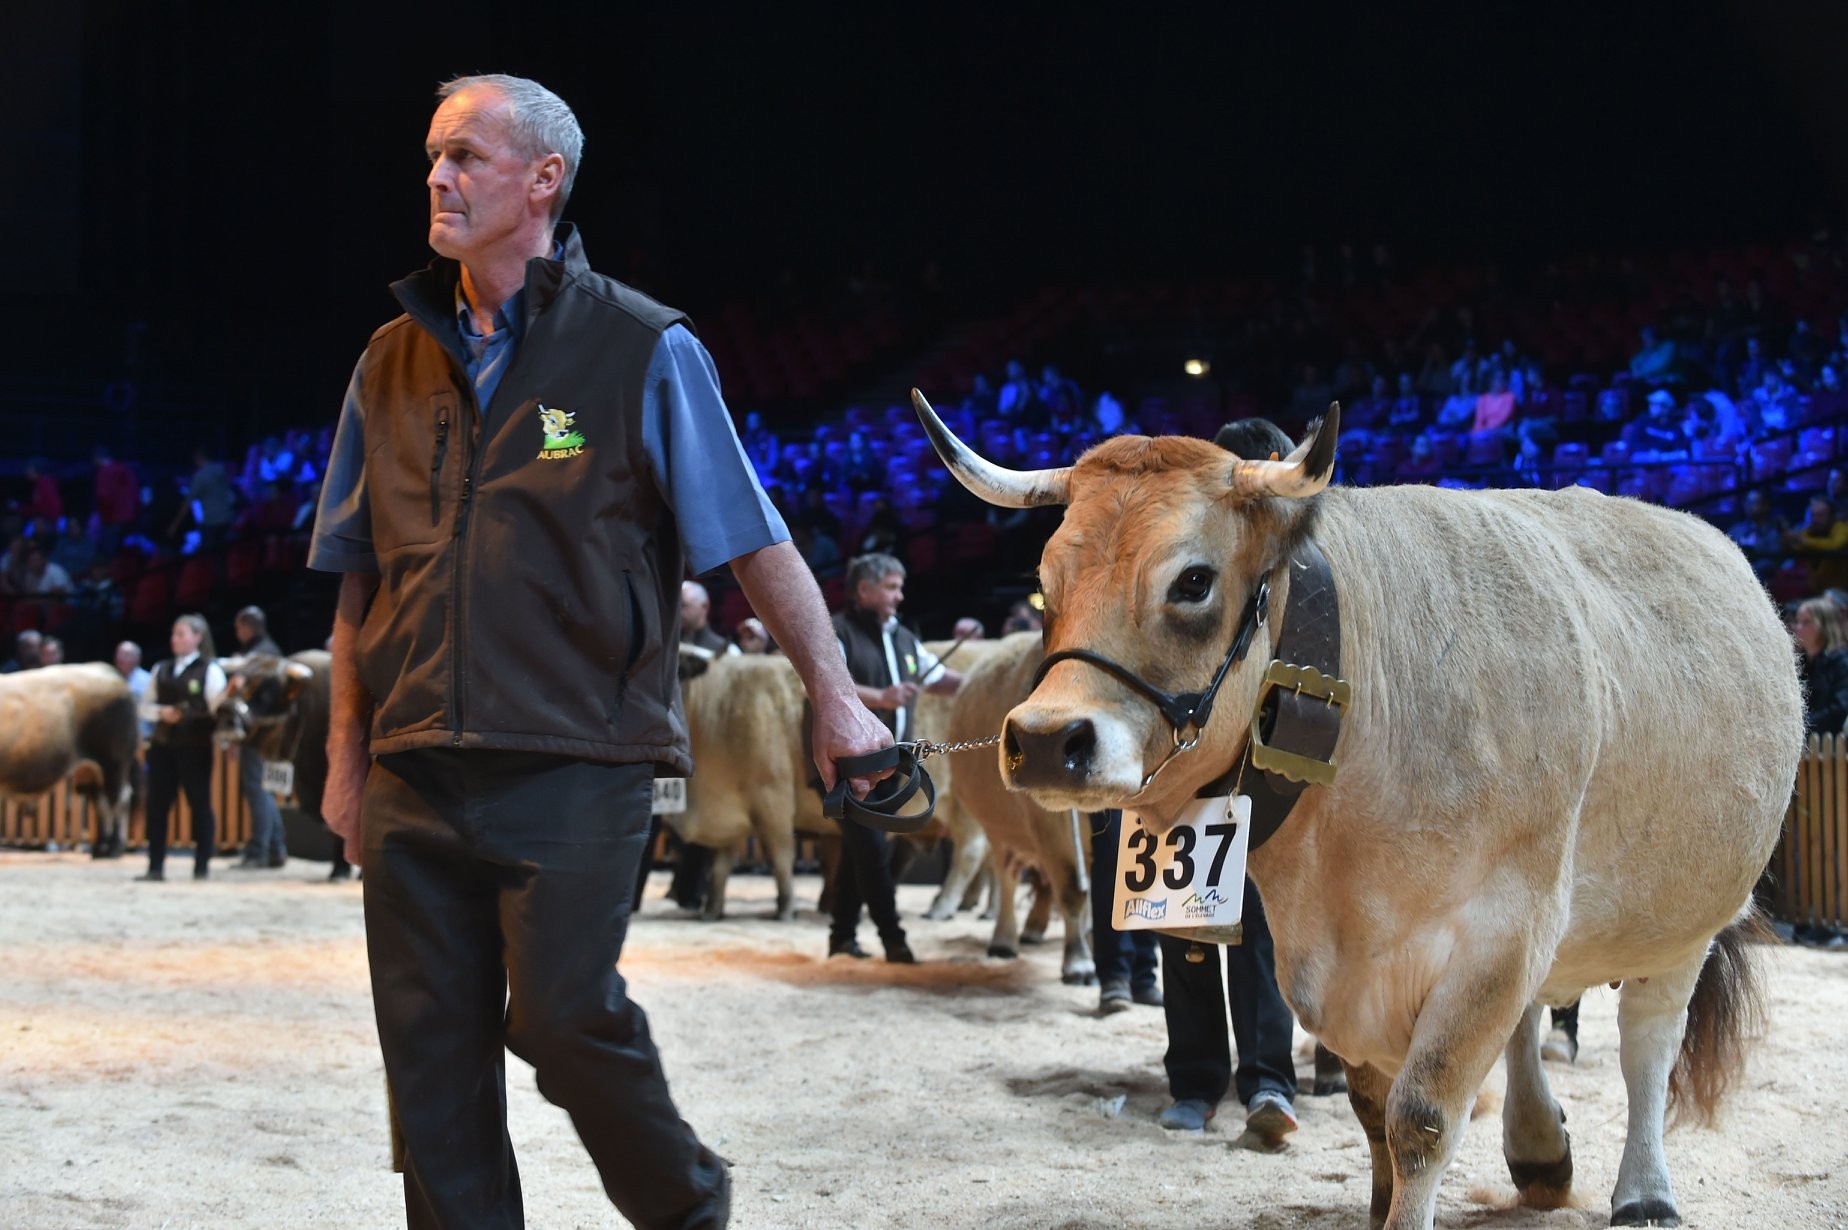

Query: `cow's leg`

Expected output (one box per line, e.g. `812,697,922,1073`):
1343,1060,1395,1230
1609,954,1704,1227
1503,1002,1573,1208
1380,957,1535,1230
771,836,799,921
972,855,997,918
926,826,988,921
987,869,1023,959
1056,873,1096,986
1021,871,1052,945
700,845,734,921
753,820,798,921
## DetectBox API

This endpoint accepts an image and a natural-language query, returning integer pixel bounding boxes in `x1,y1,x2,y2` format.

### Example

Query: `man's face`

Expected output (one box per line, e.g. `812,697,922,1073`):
424,87,545,264
114,645,139,676
857,572,905,623
1811,501,1835,531
679,586,709,630
236,618,258,647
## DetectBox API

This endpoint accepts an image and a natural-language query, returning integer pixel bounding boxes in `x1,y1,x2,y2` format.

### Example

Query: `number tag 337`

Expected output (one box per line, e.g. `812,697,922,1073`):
1115,795,1251,932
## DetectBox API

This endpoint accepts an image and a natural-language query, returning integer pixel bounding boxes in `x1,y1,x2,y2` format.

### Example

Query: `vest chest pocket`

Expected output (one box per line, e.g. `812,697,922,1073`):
367,392,462,552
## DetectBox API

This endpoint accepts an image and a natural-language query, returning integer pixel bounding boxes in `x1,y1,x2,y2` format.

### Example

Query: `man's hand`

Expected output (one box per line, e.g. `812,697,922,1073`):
881,681,920,711
811,693,895,797
158,705,182,724
322,739,369,864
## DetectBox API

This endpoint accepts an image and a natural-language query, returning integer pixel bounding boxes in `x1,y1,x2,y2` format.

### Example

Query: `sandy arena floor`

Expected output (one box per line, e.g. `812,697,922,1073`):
2,850,1845,1229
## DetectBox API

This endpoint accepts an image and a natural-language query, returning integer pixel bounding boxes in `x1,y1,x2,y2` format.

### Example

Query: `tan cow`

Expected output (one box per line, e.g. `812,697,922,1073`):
943,631,1096,984
915,390,1801,1230
916,637,1009,921
0,664,140,857
674,649,834,920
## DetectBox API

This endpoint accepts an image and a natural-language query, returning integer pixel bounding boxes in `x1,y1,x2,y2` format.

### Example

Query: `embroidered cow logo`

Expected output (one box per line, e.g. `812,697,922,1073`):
536,404,586,458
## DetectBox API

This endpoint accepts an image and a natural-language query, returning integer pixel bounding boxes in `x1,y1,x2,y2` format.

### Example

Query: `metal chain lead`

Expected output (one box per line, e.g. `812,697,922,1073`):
908,734,1003,762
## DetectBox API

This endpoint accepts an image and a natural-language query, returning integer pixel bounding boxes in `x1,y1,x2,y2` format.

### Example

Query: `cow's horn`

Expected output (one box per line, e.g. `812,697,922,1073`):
1229,401,1341,500
912,389,1071,508
283,661,314,684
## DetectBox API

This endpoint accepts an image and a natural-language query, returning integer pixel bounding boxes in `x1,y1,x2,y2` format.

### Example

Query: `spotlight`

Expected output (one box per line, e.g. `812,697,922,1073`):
1184,358,1210,378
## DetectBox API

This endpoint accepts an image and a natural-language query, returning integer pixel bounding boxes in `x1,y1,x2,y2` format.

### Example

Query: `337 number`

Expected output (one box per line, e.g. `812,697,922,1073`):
1123,823,1240,892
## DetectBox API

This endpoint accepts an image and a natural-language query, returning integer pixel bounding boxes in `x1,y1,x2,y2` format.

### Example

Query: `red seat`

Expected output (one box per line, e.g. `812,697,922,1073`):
126,570,170,624
715,588,754,634
172,557,217,610
225,540,262,589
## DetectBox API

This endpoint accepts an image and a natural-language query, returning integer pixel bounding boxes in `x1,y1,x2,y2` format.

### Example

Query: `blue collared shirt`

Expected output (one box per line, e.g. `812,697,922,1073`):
311,298,787,577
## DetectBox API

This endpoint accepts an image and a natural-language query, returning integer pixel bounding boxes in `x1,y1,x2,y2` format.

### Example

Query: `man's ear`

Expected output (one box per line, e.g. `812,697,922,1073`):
531,153,565,209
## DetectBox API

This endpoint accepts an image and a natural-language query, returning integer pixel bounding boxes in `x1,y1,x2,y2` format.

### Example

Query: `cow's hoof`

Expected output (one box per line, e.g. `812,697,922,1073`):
1020,930,1047,946
1062,969,1098,987
923,907,955,922
1611,1198,1679,1227
986,944,1018,960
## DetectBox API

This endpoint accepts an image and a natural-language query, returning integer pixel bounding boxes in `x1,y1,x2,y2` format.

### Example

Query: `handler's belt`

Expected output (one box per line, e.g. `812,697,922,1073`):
823,744,938,834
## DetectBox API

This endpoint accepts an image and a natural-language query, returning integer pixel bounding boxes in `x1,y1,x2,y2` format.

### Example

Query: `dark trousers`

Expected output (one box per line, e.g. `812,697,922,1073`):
1157,877,1296,1107
1089,811,1158,991
145,741,215,874
363,749,726,1230
829,820,905,947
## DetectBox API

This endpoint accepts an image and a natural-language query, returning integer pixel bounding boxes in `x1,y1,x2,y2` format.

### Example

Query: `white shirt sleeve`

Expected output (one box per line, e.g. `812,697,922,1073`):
204,662,229,712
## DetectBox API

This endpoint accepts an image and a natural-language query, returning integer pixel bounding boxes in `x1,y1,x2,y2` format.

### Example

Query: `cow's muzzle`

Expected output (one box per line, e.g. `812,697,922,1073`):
1002,716,1097,790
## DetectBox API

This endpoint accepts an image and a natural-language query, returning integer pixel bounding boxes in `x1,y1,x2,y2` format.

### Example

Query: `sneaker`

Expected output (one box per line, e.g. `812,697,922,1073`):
884,939,917,965
1157,1098,1215,1131
1540,1028,1578,1065
1098,979,1133,1015
1132,984,1164,1008
1245,1091,1298,1143
192,866,210,881
828,938,870,960
135,868,165,882
327,864,355,882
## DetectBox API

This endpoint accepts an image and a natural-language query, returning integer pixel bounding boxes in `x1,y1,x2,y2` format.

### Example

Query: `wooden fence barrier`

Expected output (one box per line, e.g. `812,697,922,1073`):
0,747,253,852
3,737,1840,928
1780,734,1848,930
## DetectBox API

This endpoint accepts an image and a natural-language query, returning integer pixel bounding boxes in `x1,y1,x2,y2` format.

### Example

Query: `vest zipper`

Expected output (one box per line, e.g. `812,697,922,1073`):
450,413,480,747
430,414,449,528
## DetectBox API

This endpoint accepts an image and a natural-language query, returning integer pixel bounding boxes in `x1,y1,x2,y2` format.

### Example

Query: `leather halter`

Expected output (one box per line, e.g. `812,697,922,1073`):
1032,577,1272,758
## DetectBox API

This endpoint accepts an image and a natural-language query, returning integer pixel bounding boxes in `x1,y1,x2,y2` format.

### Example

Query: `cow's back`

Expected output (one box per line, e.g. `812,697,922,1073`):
1277,484,1801,981
0,664,136,797
681,653,816,847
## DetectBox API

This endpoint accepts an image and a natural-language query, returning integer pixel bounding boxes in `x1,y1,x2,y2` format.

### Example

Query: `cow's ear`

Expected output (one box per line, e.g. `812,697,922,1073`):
282,661,314,700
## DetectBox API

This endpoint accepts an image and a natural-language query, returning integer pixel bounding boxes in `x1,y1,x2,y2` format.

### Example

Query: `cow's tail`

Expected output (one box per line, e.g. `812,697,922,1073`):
1669,906,1772,1125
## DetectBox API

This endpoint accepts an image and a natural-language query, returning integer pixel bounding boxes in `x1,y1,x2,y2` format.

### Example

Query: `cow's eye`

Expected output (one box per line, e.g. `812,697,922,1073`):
1168,566,1215,604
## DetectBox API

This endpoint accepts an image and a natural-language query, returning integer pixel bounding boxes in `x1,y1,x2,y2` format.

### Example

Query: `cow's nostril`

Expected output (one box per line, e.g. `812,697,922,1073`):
1057,719,1095,772
1004,717,1096,784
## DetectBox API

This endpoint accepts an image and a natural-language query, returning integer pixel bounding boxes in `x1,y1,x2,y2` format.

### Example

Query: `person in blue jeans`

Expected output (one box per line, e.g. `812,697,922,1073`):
1088,810,1160,1013
231,606,288,868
